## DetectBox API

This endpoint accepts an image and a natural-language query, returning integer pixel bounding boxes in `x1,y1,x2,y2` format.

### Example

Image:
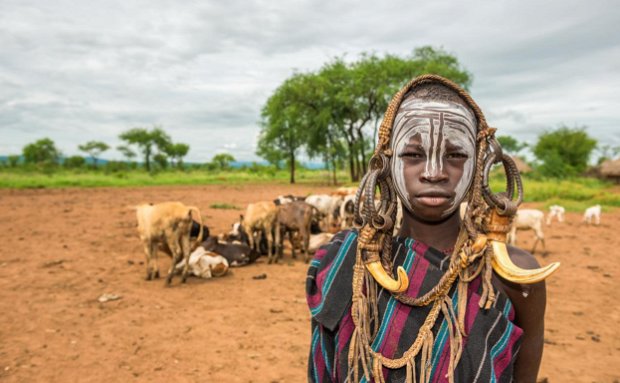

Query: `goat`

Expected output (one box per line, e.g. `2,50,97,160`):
583,205,601,225
546,205,565,225
507,209,546,254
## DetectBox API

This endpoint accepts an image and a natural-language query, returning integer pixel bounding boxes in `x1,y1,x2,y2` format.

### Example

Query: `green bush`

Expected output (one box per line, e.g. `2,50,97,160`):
64,156,86,169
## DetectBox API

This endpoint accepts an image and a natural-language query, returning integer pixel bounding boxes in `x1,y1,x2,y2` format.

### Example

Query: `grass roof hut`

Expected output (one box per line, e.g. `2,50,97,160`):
600,158,620,183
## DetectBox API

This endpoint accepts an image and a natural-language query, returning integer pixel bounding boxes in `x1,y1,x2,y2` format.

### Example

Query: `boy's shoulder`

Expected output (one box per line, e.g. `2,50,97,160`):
305,230,358,330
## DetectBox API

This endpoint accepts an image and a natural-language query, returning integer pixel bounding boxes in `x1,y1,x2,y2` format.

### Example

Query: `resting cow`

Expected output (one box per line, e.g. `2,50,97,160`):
201,236,258,266
156,220,210,259
135,202,203,285
174,247,229,279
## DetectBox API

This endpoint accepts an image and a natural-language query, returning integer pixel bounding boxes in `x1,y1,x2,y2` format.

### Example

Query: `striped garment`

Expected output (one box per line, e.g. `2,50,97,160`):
306,230,523,383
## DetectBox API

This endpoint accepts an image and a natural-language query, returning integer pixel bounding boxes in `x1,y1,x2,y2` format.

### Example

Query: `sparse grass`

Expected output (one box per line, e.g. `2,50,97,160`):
209,202,241,210
0,168,348,188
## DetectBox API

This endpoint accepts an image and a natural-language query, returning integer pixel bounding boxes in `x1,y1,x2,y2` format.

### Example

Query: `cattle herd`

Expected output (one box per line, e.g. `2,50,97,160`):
133,189,604,285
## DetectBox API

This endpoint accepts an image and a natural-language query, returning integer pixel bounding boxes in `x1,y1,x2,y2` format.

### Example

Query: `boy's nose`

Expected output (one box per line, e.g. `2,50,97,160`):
421,161,448,183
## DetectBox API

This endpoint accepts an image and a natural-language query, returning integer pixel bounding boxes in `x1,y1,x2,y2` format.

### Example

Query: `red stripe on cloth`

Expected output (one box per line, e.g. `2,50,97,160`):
493,324,523,378
465,277,482,333
334,311,354,381
313,335,326,382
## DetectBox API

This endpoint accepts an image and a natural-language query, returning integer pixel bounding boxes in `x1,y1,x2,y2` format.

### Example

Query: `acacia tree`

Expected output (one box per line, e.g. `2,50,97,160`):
164,143,190,169
257,46,472,182
78,140,109,168
119,127,172,171
211,153,235,169
257,74,310,183
117,145,136,162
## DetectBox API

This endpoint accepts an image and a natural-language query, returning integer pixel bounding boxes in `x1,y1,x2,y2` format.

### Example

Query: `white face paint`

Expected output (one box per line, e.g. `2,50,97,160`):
390,98,477,216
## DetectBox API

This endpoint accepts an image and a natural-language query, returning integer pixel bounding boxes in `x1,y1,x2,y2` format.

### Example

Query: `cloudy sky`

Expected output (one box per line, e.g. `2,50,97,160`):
1,0,619,162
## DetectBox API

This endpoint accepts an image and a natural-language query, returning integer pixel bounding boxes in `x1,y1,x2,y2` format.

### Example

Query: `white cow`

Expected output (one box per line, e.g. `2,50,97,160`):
507,209,546,254
174,247,229,279
305,194,343,230
546,205,565,225
583,205,601,225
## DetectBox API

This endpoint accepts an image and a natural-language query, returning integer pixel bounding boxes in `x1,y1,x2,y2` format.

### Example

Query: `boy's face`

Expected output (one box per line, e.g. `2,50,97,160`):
390,97,477,221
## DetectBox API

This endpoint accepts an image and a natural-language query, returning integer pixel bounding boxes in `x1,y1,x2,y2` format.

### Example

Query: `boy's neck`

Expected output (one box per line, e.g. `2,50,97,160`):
398,211,461,253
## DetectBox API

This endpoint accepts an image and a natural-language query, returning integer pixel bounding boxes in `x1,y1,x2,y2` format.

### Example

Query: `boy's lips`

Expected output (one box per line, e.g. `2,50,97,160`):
415,191,452,207
416,196,449,207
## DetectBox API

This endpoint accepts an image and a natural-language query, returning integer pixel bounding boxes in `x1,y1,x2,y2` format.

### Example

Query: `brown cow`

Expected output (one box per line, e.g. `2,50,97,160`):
274,201,317,263
135,202,203,285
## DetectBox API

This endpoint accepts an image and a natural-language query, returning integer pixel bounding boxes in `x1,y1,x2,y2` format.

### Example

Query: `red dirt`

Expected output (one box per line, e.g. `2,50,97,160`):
0,184,618,382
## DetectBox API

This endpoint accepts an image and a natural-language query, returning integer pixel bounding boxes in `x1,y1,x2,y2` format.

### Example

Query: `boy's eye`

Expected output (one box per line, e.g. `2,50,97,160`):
400,151,425,159
446,152,468,159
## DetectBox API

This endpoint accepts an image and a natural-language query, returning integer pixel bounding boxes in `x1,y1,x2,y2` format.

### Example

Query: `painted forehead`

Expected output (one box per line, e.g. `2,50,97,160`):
390,99,477,149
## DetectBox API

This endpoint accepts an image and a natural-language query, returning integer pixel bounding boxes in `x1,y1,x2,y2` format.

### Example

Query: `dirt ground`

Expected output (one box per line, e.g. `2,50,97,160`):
0,184,618,383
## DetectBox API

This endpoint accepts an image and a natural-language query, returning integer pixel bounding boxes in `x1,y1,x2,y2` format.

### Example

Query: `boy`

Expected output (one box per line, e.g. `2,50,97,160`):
307,75,556,382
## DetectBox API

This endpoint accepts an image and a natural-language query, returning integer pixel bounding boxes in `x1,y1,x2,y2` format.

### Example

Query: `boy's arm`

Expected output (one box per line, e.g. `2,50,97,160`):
498,246,547,383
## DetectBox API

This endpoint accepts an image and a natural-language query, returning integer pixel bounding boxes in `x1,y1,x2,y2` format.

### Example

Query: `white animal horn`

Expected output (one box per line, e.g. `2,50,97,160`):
365,261,409,293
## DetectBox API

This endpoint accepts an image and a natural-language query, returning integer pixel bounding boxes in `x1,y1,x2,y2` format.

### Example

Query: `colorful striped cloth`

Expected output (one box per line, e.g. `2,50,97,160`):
306,230,523,382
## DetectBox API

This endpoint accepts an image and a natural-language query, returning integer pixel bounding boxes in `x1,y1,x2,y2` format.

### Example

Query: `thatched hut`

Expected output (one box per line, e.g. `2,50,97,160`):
600,158,620,183
511,156,532,174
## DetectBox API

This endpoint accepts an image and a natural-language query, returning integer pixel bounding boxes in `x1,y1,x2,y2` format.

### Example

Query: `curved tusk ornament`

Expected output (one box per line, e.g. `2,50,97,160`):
490,240,560,284
365,261,409,293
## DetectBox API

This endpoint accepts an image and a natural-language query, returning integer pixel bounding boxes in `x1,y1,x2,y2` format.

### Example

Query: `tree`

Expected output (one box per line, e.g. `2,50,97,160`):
78,140,109,168
497,136,528,155
64,155,86,169
257,73,311,183
152,153,169,170
211,153,235,169
119,126,172,172
7,155,20,167
257,46,472,183
22,138,61,166
533,126,597,178
117,145,136,162
164,143,190,169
